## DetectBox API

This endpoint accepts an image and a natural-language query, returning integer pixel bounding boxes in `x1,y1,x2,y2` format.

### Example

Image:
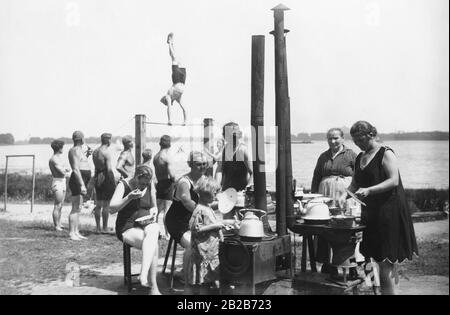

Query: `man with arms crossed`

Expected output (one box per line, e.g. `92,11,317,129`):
49,139,70,231
68,131,88,240
153,135,177,238
92,133,116,234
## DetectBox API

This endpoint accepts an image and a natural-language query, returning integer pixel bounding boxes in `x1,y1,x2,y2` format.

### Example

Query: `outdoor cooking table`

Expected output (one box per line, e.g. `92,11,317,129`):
289,221,366,273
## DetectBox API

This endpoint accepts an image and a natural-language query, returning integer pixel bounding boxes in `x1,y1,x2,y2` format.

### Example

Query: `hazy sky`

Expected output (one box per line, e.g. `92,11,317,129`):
0,0,448,140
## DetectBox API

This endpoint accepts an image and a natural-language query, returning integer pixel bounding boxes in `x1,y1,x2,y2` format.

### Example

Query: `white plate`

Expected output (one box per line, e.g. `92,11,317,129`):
135,214,154,222
217,188,237,214
296,193,323,199
139,187,148,197
302,216,331,220
308,196,332,203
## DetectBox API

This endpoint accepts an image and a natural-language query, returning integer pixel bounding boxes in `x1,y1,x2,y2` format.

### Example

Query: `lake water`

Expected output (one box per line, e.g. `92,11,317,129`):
0,140,448,189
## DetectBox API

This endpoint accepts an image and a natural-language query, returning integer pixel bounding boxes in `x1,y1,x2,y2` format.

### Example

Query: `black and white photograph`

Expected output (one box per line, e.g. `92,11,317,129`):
0,0,448,297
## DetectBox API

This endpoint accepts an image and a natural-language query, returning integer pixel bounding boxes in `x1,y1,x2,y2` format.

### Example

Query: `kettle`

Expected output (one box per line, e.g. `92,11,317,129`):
303,197,331,220
238,209,266,241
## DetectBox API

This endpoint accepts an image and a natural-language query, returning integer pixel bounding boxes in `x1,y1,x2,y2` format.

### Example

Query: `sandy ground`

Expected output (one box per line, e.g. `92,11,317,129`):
1,203,448,295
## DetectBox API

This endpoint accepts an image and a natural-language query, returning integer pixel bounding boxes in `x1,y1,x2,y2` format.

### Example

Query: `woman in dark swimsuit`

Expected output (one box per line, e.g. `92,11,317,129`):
109,165,160,295
346,121,418,295
215,122,253,220
165,151,209,278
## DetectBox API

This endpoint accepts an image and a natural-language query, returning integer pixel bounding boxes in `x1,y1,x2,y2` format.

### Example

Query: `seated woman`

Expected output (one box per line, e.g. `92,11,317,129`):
165,151,208,280
109,165,161,295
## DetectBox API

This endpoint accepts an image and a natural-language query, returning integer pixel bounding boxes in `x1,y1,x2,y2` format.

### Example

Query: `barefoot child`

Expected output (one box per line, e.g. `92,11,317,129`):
186,177,224,294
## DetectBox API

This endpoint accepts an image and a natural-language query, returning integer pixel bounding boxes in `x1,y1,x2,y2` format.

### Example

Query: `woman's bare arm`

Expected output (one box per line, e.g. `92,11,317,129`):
150,180,157,208
176,180,197,212
355,150,399,199
109,182,142,214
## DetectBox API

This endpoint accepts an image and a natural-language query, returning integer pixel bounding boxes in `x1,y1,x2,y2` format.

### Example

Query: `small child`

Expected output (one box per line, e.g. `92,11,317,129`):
185,177,224,294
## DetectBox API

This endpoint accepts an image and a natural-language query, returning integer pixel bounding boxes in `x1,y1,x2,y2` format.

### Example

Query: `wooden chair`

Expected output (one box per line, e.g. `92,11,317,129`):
161,236,179,289
123,242,140,292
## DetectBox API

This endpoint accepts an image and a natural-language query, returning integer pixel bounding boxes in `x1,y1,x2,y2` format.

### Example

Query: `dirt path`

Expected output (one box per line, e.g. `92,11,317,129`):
1,203,448,295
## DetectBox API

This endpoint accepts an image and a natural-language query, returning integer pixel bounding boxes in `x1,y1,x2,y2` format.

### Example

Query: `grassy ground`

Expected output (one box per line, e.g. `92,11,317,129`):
0,219,169,295
2,219,448,295
402,240,449,277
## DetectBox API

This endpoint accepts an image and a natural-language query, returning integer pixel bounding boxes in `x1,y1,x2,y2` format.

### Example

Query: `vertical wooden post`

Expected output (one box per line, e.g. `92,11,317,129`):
251,35,271,233
4,157,8,212
31,155,35,213
272,3,290,236
251,36,267,209
282,24,295,230
203,118,214,177
135,115,146,167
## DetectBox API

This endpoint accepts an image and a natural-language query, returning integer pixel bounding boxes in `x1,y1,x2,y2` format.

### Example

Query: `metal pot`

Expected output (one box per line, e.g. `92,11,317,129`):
303,198,331,220
238,209,266,241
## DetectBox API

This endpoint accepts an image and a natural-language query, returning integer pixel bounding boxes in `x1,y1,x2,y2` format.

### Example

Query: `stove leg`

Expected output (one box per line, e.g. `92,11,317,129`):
307,236,317,272
301,235,307,272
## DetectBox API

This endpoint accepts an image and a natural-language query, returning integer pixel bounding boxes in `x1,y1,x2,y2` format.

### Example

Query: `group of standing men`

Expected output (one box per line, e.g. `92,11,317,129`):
49,131,175,240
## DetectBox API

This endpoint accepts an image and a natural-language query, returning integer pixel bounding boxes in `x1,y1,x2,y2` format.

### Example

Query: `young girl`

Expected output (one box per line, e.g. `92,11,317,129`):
186,177,224,294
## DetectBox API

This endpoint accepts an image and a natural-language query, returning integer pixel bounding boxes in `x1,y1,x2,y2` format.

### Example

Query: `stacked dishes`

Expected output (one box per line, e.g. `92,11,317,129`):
329,215,356,228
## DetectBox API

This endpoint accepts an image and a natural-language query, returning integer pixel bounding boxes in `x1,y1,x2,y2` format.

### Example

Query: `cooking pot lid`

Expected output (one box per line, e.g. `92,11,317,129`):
297,193,323,199
308,196,332,204
302,214,331,220
218,188,237,214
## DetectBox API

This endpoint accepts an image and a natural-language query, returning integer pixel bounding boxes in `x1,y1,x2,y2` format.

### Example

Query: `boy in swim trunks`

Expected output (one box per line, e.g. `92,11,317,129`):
49,139,70,231
160,33,187,126
68,131,88,240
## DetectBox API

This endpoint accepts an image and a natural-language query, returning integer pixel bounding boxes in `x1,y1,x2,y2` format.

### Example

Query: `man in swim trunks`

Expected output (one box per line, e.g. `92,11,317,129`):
68,131,88,240
49,139,70,231
92,133,116,234
153,135,177,238
116,136,135,179
160,33,187,126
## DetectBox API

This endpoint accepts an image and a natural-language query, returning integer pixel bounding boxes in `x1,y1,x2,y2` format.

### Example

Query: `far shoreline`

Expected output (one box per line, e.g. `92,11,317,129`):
1,138,449,147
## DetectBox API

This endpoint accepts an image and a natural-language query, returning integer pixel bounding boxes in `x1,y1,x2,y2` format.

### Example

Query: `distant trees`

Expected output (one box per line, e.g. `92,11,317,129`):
0,133,14,145
2,131,448,146
290,131,449,142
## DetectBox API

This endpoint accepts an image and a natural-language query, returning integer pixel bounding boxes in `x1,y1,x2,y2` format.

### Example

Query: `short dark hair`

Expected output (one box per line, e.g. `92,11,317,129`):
142,148,152,161
51,139,65,153
122,136,133,146
326,128,344,138
101,133,112,145
159,135,171,149
72,130,84,142
350,121,378,138
222,122,242,140
135,164,153,179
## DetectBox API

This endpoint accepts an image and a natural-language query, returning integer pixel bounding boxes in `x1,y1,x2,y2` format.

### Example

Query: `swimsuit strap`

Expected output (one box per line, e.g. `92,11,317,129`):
173,175,194,202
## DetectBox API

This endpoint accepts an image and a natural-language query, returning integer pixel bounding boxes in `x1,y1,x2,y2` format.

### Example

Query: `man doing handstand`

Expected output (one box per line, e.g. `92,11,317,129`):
160,33,187,126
